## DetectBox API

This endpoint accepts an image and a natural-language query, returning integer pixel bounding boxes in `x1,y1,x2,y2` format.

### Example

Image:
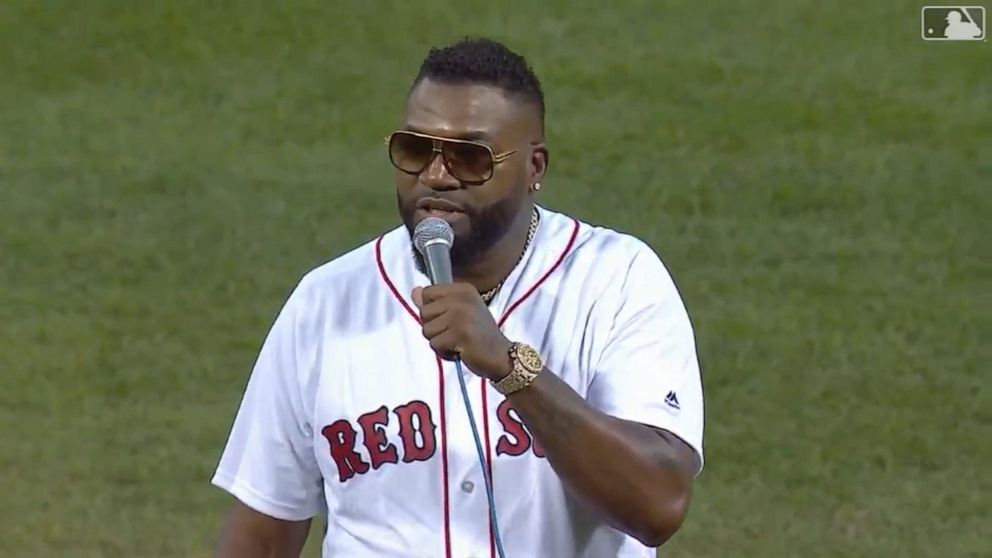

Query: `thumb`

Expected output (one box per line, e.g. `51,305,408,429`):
412,286,424,309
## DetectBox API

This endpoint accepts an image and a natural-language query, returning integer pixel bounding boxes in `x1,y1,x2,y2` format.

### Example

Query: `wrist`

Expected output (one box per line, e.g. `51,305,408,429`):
486,340,514,382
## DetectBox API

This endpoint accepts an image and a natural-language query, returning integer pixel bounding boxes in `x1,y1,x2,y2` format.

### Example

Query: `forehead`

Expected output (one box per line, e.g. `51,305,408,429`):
403,79,524,141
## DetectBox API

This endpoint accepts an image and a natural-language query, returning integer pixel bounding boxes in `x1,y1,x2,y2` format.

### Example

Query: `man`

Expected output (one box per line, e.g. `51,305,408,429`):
212,37,704,558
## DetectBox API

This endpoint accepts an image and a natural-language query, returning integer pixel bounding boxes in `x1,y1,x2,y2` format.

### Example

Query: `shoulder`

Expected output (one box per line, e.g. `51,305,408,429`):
540,207,687,318
280,227,406,314
290,226,407,302
539,205,670,280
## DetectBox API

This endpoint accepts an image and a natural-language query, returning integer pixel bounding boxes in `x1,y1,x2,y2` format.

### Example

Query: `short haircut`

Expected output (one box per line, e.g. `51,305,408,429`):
412,37,545,131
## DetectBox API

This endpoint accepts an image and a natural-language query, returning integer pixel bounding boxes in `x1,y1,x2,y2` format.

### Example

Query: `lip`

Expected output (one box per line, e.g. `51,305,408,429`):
416,197,464,213
416,207,465,223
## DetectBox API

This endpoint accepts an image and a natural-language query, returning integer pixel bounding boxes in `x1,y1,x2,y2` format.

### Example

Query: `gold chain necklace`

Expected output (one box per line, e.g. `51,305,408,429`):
480,207,540,305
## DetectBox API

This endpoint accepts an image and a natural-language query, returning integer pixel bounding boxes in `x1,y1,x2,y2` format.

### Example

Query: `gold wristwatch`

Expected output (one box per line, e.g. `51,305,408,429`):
492,342,543,395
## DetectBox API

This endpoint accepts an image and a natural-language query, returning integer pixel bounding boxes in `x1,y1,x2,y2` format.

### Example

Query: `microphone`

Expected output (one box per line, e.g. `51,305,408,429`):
413,217,455,285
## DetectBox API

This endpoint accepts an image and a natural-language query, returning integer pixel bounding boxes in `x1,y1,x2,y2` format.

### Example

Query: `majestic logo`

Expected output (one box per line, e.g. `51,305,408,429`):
921,6,986,40
321,399,544,483
664,391,681,411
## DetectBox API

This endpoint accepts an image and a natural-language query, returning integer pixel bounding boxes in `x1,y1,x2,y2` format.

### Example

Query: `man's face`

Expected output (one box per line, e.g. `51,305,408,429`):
394,79,535,269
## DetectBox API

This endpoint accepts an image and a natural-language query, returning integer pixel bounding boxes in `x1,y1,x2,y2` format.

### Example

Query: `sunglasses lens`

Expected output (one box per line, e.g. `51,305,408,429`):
389,133,435,174
388,132,496,183
443,142,493,183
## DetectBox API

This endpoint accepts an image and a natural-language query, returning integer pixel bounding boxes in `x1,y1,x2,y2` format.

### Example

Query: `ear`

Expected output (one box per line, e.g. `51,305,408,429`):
528,142,549,187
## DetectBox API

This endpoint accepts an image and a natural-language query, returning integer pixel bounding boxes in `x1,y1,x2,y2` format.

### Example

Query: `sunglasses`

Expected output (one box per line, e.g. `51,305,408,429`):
385,130,517,185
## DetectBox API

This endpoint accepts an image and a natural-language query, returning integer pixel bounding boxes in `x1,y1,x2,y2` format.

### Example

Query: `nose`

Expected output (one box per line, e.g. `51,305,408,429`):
419,148,460,190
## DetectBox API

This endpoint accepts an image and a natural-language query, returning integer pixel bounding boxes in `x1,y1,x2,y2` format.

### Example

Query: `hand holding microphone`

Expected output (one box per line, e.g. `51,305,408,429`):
413,218,513,382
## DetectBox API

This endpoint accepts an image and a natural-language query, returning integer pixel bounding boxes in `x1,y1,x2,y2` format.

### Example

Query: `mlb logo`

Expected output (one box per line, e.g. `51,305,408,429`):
921,6,986,40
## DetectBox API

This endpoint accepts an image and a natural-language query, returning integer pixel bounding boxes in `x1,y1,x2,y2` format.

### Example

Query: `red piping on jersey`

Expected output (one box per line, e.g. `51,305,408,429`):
480,217,580,558
435,356,453,558
376,236,421,323
376,237,452,558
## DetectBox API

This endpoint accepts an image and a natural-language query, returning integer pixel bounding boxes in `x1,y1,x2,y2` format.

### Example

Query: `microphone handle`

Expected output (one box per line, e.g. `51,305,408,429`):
423,241,454,285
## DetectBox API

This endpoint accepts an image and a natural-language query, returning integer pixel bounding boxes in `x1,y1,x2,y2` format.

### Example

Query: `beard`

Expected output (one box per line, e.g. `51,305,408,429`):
398,190,525,275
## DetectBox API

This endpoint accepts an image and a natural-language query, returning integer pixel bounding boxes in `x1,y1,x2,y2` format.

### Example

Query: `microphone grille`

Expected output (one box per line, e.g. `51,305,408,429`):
413,217,454,255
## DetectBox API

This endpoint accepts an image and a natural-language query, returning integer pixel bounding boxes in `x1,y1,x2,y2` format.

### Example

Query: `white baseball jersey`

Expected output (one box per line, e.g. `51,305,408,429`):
212,205,704,558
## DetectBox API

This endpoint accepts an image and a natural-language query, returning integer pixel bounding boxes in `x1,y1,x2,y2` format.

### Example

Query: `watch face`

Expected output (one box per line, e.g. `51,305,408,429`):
517,344,543,373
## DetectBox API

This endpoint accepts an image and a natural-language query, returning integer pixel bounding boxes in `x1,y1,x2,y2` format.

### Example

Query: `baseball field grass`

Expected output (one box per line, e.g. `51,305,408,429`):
1,1,988,557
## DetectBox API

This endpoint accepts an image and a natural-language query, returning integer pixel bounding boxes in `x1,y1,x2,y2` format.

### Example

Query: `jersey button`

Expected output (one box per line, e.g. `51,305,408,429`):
460,480,475,493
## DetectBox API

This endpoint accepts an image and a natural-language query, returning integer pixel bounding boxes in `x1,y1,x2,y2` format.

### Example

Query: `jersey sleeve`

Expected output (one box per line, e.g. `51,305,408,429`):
211,280,324,520
587,242,705,474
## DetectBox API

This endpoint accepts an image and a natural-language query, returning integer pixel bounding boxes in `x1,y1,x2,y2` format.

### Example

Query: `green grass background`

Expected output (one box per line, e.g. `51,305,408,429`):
1,1,988,556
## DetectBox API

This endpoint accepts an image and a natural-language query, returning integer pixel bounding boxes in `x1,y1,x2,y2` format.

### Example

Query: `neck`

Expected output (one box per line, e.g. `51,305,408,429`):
453,204,534,293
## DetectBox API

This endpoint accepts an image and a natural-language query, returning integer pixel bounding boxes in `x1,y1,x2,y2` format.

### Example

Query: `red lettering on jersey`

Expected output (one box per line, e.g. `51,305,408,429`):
357,405,399,470
394,400,436,463
495,400,529,457
321,419,371,482
495,400,547,459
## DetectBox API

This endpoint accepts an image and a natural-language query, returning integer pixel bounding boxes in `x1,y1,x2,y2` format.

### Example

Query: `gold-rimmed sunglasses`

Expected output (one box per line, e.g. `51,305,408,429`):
385,130,516,185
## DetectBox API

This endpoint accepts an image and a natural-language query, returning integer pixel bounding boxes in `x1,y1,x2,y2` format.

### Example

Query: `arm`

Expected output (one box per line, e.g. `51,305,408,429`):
216,502,312,558
505,368,695,547
501,249,702,546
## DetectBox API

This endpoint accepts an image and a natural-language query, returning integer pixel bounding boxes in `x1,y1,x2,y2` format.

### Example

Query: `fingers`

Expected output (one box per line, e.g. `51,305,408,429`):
419,284,445,304
420,312,449,338
411,282,490,363
428,329,462,360
420,312,460,359
419,300,447,322
414,283,479,321
418,283,476,305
